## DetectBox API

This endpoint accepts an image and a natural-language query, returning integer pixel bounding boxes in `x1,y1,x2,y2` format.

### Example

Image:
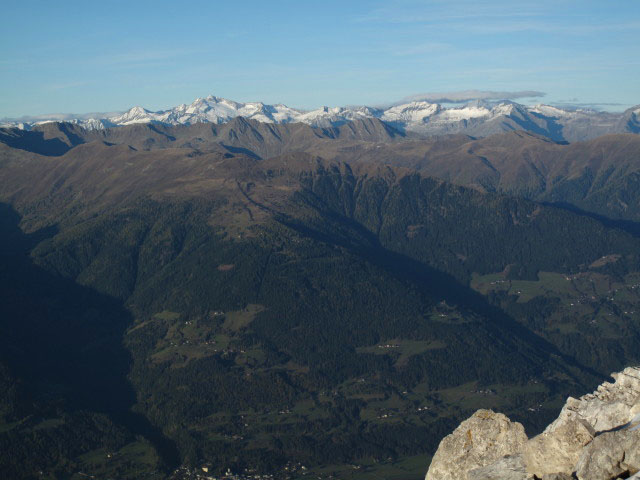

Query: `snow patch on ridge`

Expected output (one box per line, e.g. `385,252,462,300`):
0,95,632,141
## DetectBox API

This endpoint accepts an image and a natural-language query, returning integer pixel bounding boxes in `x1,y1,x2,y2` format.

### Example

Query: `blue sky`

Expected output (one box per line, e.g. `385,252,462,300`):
1,0,639,117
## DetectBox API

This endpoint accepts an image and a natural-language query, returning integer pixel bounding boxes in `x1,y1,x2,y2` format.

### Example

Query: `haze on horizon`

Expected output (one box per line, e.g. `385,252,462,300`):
1,0,639,118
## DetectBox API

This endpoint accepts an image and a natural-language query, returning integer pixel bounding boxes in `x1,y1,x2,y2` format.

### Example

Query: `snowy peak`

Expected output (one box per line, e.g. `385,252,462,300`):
529,104,583,118
296,105,381,128
1,94,637,143
167,96,301,125
437,104,491,122
110,106,155,125
381,101,441,124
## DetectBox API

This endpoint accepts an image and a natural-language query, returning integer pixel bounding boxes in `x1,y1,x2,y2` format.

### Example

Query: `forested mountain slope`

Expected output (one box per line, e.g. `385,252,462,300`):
4,121,640,224
1,130,640,478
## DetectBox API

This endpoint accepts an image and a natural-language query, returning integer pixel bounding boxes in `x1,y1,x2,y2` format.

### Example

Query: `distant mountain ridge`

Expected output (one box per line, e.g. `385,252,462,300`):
4,118,640,225
3,94,639,142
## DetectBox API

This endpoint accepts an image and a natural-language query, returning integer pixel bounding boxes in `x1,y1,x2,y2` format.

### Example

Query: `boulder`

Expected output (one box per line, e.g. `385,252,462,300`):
425,409,528,480
522,417,595,477
575,426,640,480
424,368,640,480
467,454,532,480
546,367,640,434
541,474,573,480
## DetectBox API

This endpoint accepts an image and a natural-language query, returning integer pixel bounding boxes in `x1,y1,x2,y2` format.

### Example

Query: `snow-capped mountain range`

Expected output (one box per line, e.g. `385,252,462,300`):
3,95,639,143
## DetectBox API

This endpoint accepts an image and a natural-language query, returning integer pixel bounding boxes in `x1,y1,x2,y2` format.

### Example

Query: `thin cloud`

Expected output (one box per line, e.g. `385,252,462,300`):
398,90,546,104
354,3,640,36
467,20,640,35
2,111,124,123
45,81,88,91
95,48,199,66
549,102,629,111
354,6,545,24
392,42,452,56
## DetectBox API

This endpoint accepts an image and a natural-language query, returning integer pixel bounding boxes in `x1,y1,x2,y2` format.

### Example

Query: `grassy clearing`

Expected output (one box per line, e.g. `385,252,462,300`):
429,312,471,324
30,418,65,431
74,439,160,478
552,322,579,334
235,347,267,368
589,254,621,269
150,319,228,366
0,420,21,434
472,271,574,303
357,339,446,366
222,304,265,332
154,310,181,321
436,380,548,412
300,453,431,480
127,310,181,334
150,343,220,367
472,270,631,304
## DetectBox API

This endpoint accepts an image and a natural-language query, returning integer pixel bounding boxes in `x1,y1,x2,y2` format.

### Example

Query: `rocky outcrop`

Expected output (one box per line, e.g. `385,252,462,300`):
425,410,528,480
522,417,595,477
425,367,640,480
575,427,640,480
467,455,530,480
540,474,573,480
546,368,640,434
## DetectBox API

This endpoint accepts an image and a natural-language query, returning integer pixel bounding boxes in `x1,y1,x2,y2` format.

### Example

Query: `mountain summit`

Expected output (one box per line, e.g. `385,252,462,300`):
4,95,639,143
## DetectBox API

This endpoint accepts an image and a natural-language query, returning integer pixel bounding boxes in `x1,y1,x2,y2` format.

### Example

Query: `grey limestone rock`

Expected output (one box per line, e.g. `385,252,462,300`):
425,409,528,480
546,367,640,435
424,368,640,480
523,417,595,477
541,474,574,480
467,455,532,480
575,426,640,480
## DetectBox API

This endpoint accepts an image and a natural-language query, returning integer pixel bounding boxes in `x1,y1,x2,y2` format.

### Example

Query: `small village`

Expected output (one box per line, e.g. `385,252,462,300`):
170,462,314,480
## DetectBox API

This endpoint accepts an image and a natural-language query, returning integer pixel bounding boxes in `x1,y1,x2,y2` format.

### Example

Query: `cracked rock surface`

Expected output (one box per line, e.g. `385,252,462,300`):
425,409,527,480
425,367,640,480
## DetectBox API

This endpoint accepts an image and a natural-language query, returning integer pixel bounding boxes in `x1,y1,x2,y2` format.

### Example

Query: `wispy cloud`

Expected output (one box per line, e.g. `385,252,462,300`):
94,48,200,66
0,58,29,67
45,81,88,91
355,4,545,24
354,0,550,22
466,20,640,35
1,110,125,123
391,42,452,56
354,2,640,36
398,90,546,104
549,101,629,111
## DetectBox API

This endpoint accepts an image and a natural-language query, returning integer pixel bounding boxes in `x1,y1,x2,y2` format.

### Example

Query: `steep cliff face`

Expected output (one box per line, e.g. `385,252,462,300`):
426,367,640,480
